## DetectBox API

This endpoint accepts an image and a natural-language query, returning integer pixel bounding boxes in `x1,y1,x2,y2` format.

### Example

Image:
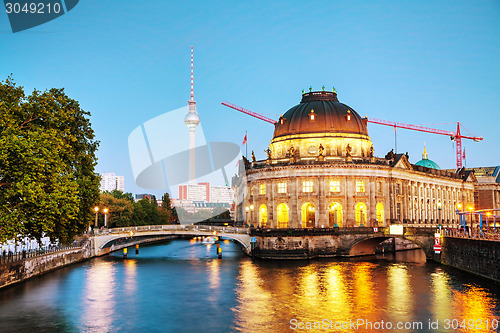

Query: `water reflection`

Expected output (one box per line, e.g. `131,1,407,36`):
0,243,498,333
81,260,117,332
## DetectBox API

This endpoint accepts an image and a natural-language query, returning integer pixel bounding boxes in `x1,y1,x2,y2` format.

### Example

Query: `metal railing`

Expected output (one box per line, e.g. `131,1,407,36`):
92,224,250,236
0,240,87,265
443,228,500,241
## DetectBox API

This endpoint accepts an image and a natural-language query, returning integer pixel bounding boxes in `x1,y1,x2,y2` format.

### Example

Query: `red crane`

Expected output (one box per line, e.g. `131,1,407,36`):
221,101,483,169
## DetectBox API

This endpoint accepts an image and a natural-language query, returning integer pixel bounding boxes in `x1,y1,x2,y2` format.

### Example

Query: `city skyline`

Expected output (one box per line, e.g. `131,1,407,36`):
2,1,499,197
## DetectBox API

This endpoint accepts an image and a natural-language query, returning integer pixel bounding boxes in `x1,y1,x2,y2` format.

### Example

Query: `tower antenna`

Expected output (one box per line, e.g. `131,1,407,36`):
190,45,194,101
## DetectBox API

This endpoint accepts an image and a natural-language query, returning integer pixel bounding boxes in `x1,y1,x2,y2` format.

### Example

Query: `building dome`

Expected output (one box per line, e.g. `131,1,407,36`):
415,146,440,170
269,90,373,159
273,91,369,139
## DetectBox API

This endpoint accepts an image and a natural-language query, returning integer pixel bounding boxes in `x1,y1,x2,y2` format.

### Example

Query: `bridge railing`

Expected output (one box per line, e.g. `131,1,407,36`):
92,225,250,236
0,240,87,265
443,228,500,241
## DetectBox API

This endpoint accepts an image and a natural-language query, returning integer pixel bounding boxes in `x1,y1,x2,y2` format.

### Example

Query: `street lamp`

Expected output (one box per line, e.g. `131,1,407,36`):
456,203,462,230
437,200,442,230
94,206,99,227
468,206,474,232
486,212,491,231
103,208,109,228
250,204,254,227
360,206,365,227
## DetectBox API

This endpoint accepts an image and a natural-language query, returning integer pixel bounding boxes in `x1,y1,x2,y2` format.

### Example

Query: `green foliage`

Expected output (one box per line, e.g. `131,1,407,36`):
97,191,177,227
0,77,100,244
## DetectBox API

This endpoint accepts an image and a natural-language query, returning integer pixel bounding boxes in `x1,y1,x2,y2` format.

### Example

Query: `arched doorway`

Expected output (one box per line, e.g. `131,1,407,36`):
259,204,267,227
301,202,315,228
328,202,343,227
355,202,367,226
277,203,289,228
376,202,384,225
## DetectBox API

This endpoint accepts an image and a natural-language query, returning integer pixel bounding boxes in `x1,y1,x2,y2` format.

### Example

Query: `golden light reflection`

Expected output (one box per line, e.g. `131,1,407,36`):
123,259,137,297
452,285,496,333
82,261,116,331
387,265,413,323
325,264,352,320
353,263,377,321
233,261,274,331
431,270,452,321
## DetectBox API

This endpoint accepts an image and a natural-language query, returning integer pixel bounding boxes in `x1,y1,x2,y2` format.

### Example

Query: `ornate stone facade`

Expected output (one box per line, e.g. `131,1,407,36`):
233,90,476,228
235,156,475,228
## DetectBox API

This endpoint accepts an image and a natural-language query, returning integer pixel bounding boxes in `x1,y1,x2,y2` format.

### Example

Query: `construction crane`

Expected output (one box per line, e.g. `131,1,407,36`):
221,101,483,169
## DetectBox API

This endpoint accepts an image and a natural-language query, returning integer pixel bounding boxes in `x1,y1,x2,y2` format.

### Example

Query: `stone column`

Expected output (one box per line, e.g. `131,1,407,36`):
318,176,326,227
290,177,299,228
268,179,274,227
369,177,376,227
345,176,354,227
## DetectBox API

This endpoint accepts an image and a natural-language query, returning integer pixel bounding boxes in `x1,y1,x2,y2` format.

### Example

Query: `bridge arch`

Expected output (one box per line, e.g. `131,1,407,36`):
347,235,430,258
91,226,251,256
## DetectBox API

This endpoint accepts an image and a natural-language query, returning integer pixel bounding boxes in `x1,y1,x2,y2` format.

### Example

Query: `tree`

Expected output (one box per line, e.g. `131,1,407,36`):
159,192,178,224
0,77,100,244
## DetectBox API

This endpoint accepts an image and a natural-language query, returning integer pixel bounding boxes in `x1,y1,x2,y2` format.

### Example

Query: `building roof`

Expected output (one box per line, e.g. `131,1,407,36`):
415,146,440,170
272,91,369,140
465,166,500,183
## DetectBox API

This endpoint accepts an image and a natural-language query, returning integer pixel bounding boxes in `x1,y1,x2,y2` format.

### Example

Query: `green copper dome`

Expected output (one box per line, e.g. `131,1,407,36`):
415,146,440,170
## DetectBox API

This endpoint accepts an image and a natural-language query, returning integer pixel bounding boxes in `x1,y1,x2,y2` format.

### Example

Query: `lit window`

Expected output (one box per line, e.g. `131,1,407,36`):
278,182,287,194
395,184,400,194
376,182,382,193
259,184,266,195
356,180,365,193
309,109,316,121
329,180,340,192
302,180,313,193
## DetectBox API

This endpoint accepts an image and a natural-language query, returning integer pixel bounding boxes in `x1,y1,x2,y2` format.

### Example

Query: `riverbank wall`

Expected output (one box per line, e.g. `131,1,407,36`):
440,237,500,283
0,240,92,289
250,229,423,259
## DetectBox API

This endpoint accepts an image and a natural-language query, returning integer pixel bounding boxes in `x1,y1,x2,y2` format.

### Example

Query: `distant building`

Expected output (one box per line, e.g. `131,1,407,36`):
100,172,125,192
465,166,500,211
210,185,234,204
178,183,210,202
135,193,154,201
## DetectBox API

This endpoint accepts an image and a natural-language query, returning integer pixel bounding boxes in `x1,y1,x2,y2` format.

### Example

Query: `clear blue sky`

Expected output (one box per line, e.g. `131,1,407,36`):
2,1,499,197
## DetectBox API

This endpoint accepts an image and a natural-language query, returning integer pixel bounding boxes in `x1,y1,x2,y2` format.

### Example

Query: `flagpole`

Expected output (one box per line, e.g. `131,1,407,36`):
245,130,248,159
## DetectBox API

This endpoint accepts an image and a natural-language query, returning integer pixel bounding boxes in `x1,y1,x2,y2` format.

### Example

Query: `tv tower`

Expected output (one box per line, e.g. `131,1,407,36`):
184,46,200,184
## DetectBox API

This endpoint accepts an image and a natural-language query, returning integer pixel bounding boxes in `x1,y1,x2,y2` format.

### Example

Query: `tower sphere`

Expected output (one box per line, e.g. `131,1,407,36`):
184,112,200,128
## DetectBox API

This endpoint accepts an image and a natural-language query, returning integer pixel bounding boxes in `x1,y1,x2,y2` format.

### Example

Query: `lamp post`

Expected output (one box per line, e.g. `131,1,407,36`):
245,206,249,226
486,212,491,231
437,200,442,230
468,206,474,233
94,206,99,227
103,208,109,228
360,207,365,227
250,204,254,227
332,203,339,228
456,203,462,231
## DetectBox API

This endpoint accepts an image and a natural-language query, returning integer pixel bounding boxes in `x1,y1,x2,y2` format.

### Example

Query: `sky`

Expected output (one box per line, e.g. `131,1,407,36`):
1,1,499,198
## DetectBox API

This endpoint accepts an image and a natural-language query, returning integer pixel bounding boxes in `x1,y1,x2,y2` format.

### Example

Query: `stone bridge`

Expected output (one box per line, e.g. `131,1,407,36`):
90,225,438,260
90,225,251,257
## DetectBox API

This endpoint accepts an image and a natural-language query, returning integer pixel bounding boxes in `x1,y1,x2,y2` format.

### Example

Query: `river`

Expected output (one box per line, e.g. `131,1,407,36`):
0,239,498,332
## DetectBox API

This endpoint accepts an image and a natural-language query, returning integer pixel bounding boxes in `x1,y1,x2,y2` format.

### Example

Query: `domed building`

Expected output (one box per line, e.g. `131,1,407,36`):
234,90,476,229
415,146,440,170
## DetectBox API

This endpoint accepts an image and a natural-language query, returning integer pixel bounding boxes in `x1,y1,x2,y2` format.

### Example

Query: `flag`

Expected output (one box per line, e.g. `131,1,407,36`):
242,133,247,145
463,148,466,159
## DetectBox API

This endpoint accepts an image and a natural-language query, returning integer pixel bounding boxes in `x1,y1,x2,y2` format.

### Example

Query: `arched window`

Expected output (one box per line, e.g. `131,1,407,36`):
355,202,367,226
259,204,267,227
328,202,343,227
376,203,384,225
301,202,315,228
277,203,289,228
